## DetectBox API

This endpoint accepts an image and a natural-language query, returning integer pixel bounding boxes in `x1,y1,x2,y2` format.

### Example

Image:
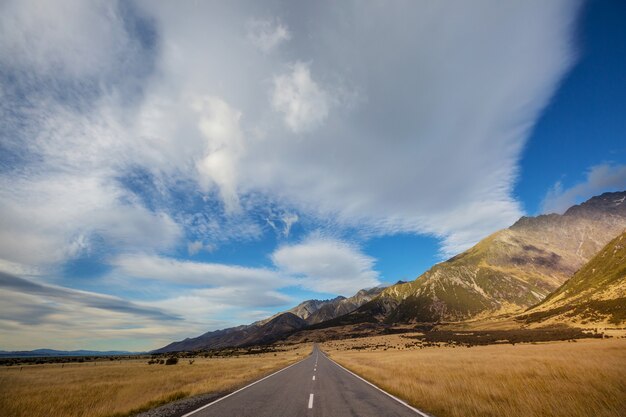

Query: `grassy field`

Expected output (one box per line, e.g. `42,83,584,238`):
0,344,310,417
323,334,626,417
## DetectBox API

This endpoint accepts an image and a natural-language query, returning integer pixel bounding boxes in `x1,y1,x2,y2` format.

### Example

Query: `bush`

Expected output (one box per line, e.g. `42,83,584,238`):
165,357,178,365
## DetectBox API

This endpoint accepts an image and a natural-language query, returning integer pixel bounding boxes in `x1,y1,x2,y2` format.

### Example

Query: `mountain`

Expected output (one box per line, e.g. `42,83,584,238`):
155,313,307,353
306,287,385,324
154,286,385,353
0,349,138,357
338,191,626,324
519,229,626,326
258,287,385,325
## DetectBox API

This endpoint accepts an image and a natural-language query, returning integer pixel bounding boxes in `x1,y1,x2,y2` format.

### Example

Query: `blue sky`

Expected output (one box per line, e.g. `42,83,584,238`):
0,0,624,351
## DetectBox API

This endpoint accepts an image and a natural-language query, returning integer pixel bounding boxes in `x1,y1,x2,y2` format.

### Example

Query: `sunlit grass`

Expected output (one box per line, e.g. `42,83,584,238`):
0,345,310,417
324,336,625,417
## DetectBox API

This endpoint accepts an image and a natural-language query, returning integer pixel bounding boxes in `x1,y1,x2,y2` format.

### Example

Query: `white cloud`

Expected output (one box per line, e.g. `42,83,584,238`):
542,164,626,214
0,0,135,80
265,211,299,238
0,173,181,268
238,1,578,255
187,241,204,256
111,254,291,288
271,62,331,133
194,96,245,212
247,18,291,53
272,236,380,295
281,213,299,237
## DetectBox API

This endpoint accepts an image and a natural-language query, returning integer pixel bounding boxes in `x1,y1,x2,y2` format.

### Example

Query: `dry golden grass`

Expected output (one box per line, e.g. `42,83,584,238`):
0,344,310,417
323,335,626,417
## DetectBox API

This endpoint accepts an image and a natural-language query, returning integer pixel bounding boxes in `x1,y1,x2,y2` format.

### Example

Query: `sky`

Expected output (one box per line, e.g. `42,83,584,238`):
0,0,624,351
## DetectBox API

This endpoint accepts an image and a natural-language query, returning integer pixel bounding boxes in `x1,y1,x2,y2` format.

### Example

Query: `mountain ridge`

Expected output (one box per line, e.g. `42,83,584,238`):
519,228,626,325
154,285,385,353
329,191,626,325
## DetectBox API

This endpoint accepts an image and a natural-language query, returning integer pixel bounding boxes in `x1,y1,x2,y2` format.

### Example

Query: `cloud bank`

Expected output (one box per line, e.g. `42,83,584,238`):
0,0,583,349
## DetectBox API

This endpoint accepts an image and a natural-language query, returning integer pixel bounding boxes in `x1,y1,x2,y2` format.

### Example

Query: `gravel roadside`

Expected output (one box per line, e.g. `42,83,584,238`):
132,391,226,417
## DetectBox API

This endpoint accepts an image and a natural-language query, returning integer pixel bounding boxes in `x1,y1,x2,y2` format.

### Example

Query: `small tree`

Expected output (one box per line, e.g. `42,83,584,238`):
165,357,179,365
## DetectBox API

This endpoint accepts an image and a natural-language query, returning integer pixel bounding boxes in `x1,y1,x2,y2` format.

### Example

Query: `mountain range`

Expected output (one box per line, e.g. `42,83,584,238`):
156,191,626,352
0,349,138,358
154,286,385,352
334,191,626,325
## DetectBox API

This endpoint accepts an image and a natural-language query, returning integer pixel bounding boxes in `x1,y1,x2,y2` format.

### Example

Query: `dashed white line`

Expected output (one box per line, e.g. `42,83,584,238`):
308,393,314,409
312,375,316,381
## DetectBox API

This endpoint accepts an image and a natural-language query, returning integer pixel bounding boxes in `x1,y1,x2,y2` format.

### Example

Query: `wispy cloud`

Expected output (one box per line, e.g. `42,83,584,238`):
0,272,180,322
111,254,291,288
542,163,626,214
247,18,291,53
272,236,381,295
272,62,332,133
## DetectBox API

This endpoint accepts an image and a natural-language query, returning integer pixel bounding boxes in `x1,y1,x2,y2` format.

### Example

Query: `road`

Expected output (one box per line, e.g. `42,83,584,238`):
183,344,429,417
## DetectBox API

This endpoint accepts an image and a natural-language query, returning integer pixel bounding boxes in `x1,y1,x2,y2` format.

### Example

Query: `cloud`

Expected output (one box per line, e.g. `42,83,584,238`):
111,254,291,288
0,1,583,348
237,1,579,255
247,18,291,53
271,62,331,133
0,272,180,322
0,0,581,267
0,173,182,268
541,164,626,214
265,211,299,238
281,213,299,237
0,286,217,351
272,237,380,295
194,96,245,212
0,0,140,80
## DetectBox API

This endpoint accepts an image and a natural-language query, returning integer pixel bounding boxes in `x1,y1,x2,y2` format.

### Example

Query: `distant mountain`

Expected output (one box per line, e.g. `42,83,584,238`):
154,286,385,353
519,229,626,326
0,349,138,357
336,191,626,324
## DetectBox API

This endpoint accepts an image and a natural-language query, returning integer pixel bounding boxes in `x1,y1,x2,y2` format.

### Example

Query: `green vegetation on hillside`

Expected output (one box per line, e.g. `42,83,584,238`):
520,230,626,325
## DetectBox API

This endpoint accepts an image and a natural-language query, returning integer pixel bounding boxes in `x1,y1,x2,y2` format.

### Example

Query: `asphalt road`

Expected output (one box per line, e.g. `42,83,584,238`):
183,344,429,417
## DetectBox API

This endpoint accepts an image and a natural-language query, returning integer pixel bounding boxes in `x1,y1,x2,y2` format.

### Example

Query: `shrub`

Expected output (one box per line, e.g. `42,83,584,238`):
165,357,178,365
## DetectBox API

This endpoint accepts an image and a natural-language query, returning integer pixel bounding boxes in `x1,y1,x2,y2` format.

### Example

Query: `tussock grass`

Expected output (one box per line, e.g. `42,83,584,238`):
0,345,309,417
324,337,626,417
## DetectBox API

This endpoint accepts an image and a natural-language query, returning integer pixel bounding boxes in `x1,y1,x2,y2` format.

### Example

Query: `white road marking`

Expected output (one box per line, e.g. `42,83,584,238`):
181,355,308,417
308,393,314,409
312,375,316,380
320,350,432,417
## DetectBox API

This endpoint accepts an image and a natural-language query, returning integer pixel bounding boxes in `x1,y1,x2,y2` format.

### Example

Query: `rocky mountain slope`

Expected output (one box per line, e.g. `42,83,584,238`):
154,313,307,353
306,287,385,324
154,286,384,352
342,191,626,324
519,229,626,326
